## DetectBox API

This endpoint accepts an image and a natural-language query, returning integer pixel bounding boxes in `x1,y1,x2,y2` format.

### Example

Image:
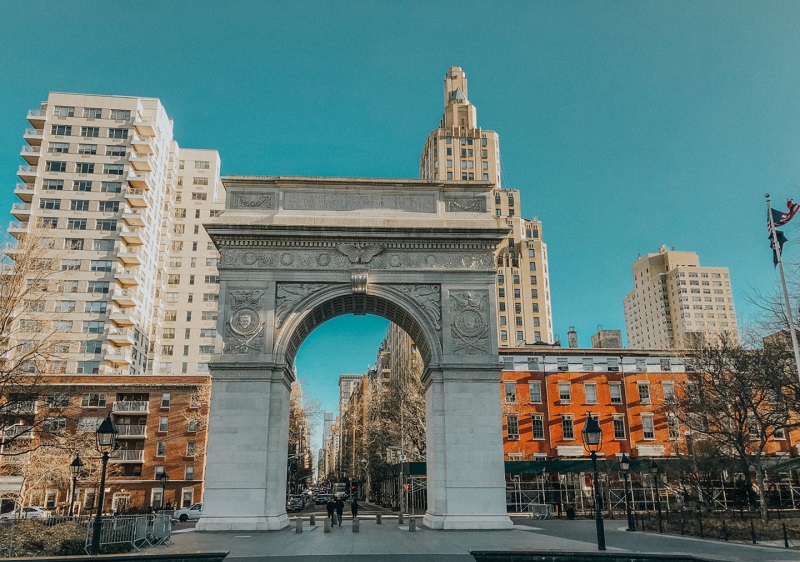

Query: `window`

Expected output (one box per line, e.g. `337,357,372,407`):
76,162,95,174
529,381,542,403
662,381,675,401
609,382,622,404
84,107,102,118
201,311,217,321
582,357,594,371
186,441,196,457
83,321,104,334
105,164,124,175
53,320,72,333
110,109,130,120
102,181,122,193
659,358,671,371
161,393,171,408
54,300,76,313
39,198,61,210
88,281,109,293
164,311,177,322
642,415,655,439
77,143,97,155
167,274,180,285
108,128,129,139
96,219,117,231
99,201,119,212
584,383,597,404
53,106,75,117
51,125,72,136
557,357,568,371
637,382,651,404
668,415,680,440
506,415,519,440
71,199,89,211
107,145,126,157
74,180,93,191
562,416,575,440
82,341,103,354
205,275,219,284
200,328,217,338
156,441,166,457
43,179,64,190
81,393,106,407
80,126,100,137
192,192,208,201
162,328,175,339
185,467,195,481
531,415,545,439
635,358,646,372
203,293,219,303
558,382,571,403
199,345,215,354
188,419,198,433
158,417,168,432
49,142,69,153
162,345,174,356
504,382,516,403
61,259,80,270
613,416,626,440
90,260,113,272
93,239,114,251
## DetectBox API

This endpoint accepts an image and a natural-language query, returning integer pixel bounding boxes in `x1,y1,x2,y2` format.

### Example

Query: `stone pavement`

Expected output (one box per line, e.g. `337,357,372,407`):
169,515,800,562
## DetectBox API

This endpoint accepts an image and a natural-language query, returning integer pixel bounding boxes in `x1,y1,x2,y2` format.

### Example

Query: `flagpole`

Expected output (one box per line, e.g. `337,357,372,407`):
766,193,800,385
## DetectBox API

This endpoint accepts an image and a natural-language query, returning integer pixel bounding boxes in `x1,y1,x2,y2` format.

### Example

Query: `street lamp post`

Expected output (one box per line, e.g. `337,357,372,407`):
159,471,169,510
360,459,368,501
90,414,119,555
650,460,664,533
582,413,606,551
69,453,83,518
619,454,635,532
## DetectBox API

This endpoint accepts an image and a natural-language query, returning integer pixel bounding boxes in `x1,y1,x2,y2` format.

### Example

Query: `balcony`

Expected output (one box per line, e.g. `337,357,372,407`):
0,453,30,464
122,209,145,227
27,109,46,127
108,328,135,347
117,246,142,267
109,308,135,327
110,450,144,463
23,128,43,146
129,152,152,172
112,401,149,414
133,117,155,137
115,267,139,288
14,183,34,202
112,289,137,308
7,221,29,239
17,165,37,182
116,425,146,439
130,135,153,155
10,203,31,221
120,226,143,246
20,145,40,165
3,425,33,440
124,188,148,208
127,172,151,191
105,347,132,367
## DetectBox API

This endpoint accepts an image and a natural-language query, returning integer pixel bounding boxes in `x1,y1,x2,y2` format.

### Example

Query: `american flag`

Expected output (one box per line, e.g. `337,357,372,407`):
769,199,800,229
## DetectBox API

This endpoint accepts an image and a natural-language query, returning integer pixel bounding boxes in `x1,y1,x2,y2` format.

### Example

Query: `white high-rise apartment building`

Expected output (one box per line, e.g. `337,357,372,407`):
624,245,738,349
419,67,554,345
12,93,223,378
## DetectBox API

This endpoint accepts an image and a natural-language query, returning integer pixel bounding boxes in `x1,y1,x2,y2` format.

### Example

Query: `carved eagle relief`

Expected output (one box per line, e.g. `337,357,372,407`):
336,244,384,264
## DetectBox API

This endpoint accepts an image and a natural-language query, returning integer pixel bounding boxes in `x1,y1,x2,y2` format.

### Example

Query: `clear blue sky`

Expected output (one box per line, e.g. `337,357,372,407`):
2,1,799,452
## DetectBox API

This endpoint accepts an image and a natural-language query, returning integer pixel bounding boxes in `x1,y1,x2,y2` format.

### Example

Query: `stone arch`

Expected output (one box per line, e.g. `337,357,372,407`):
274,284,442,369
197,176,513,532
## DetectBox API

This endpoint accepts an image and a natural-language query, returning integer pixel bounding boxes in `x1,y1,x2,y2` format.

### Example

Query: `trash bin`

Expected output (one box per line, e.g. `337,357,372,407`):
566,505,575,520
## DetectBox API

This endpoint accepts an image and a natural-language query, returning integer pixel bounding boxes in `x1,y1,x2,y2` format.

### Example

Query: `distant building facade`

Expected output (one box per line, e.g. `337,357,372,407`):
624,246,737,349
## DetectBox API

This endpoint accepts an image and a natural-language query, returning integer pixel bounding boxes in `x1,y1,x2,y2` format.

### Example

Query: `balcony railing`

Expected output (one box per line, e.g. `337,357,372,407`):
116,425,146,438
3,425,33,440
112,401,149,414
111,450,144,463
0,453,30,464
27,109,46,119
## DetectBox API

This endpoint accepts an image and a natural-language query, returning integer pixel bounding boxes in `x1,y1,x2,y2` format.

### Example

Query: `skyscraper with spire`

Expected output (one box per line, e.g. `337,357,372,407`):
420,67,554,346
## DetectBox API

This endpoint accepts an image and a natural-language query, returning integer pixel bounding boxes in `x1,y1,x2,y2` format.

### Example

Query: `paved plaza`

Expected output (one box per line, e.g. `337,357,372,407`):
170,515,800,562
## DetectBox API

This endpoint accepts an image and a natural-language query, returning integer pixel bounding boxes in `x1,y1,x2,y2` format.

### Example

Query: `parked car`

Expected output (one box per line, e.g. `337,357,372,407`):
22,507,51,519
315,494,333,505
286,497,304,512
172,502,202,522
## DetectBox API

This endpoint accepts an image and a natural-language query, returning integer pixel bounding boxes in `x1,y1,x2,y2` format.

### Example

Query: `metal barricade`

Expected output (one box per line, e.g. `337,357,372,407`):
84,515,150,553
526,502,554,519
151,514,172,546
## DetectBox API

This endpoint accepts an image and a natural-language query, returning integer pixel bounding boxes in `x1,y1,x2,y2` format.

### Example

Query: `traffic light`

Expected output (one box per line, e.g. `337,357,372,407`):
403,484,409,491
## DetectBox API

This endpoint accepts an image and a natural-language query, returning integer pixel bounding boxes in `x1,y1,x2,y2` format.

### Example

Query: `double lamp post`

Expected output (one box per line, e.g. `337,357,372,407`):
90,414,119,556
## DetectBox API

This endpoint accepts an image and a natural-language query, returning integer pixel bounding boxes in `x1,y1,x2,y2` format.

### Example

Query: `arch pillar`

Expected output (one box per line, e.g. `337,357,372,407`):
196,362,293,531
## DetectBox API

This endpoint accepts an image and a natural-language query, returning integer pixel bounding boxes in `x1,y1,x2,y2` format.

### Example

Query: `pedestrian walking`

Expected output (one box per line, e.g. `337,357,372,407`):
351,498,359,519
335,496,345,526
326,497,336,523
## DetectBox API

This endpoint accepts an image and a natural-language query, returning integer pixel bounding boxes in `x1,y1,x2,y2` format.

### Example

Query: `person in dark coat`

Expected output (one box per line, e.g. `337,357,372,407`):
326,497,336,523
335,497,345,526
350,498,359,519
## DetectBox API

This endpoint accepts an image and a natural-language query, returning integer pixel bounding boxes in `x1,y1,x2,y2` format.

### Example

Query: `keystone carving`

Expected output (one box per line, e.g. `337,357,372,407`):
223,290,265,355
337,244,384,264
450,290,490,355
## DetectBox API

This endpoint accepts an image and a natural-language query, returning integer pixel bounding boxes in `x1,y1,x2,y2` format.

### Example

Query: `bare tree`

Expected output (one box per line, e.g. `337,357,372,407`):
670,335,800,520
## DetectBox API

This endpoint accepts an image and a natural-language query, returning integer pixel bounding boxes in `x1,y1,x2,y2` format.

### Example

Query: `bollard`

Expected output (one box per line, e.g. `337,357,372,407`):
409,518,416,532
295,518,303,533
376,513,382,524
680,516,685,536
697,508,704,539
750,519,757,544
721,519,728,541
398,512,404,525
784,523,790,548
310,514,316,526
353,517,359,533
324,517,332,533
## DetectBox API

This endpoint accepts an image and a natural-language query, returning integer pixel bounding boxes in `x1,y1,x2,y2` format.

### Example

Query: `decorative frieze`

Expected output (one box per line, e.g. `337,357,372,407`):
444,195,487,212
230,192,276,210
283,192,436,213
396,285,441,331
274,284,329,328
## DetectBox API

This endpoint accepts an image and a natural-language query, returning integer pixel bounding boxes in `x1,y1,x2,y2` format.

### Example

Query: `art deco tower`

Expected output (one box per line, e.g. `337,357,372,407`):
420,67,554,345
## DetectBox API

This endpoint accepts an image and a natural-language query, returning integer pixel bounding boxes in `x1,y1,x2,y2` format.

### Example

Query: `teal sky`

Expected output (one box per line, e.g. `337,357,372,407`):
1,1,799,452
